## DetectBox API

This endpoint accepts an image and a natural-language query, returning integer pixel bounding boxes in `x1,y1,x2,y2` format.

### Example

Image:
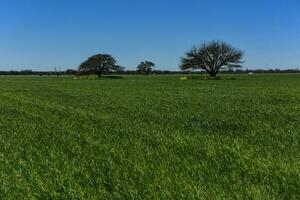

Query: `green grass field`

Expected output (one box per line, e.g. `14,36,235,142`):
0,74,299,199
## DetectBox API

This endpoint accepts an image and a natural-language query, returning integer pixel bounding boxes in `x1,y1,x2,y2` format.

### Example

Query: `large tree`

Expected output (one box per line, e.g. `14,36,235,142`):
79,54,122,77
180,41,243,77
137,61,155,75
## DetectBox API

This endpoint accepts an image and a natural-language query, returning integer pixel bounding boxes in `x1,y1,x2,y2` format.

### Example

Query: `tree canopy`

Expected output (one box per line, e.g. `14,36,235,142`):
180,41,244,77
137,61,155,75
79,54,122,77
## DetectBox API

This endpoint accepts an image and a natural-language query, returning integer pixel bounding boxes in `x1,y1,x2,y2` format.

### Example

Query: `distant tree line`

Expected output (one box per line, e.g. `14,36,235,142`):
1,41,299,77
0,68,299,76
0,69,75,76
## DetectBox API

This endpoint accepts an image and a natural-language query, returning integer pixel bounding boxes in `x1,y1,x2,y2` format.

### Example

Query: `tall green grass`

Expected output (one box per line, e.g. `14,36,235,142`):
0,74,299,199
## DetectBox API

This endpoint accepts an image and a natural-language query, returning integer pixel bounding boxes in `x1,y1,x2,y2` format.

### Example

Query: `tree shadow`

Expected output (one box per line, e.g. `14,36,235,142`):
181,76,237,80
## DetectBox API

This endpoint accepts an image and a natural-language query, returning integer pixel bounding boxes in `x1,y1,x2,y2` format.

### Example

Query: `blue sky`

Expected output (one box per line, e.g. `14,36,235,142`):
0,0,299,70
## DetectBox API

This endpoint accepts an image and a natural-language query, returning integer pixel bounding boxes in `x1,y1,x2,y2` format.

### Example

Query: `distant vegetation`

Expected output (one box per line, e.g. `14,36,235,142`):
0,68,299,77
0,68,299,76
181,41,243,77
78,54,123,77
137,60,155,75
0,41,299,76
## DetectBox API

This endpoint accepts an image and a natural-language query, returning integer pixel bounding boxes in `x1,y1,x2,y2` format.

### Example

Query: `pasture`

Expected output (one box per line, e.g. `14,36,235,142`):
0,74,299,199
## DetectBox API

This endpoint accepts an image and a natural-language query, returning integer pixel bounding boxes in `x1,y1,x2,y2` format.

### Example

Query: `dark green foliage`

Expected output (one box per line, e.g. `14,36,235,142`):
0,74,299,199
181,41,244,77
137,61,155,75
79,54,123,77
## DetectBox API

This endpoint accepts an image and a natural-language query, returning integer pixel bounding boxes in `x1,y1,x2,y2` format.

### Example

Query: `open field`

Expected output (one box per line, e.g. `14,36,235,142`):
0,74,299,199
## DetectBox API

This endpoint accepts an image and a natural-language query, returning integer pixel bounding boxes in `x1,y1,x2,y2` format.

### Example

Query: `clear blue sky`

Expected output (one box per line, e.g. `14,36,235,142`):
0,0,299,71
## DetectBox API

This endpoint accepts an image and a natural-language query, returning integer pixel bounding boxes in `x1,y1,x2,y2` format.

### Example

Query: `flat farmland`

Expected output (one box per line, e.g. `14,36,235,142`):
0,74,299,199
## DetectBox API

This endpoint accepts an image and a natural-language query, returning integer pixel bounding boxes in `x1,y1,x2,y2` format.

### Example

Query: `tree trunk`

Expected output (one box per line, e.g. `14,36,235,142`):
207,70,217,77
210,73,216,77
97,71,102,77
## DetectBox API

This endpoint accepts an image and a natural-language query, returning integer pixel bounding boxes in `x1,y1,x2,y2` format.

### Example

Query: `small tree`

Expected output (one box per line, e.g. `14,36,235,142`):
137,61,155,75
180,41,243,77
79,54,121,77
